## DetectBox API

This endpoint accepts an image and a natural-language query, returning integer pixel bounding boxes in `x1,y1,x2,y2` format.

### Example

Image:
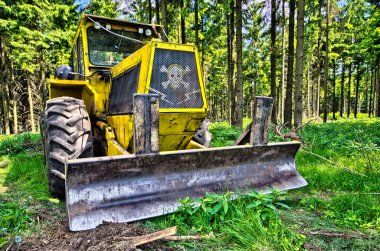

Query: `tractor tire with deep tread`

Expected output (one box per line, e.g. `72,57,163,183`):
41,97,93,198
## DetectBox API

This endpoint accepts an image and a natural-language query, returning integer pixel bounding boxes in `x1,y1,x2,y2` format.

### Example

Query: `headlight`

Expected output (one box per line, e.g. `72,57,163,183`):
94,22,101,30
145,29,152,36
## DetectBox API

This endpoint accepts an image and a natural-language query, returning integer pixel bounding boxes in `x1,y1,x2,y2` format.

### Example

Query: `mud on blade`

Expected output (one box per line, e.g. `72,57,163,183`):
65,142,306,231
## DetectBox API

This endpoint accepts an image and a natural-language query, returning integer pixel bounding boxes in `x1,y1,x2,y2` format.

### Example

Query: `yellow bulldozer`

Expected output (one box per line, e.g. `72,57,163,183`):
40,14,307,231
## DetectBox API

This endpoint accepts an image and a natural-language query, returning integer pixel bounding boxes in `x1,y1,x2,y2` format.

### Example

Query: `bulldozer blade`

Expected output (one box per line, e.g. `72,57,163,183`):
66,142,307,231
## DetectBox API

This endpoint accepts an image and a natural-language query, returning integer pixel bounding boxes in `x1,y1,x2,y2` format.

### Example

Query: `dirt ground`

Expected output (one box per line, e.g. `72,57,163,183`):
9,220,177,251
4,203,178,251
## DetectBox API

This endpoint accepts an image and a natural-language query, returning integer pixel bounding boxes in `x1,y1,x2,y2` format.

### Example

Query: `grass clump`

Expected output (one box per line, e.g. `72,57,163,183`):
223,214,304,251
0,201,33,246
147,190,305,250
209,122,242,147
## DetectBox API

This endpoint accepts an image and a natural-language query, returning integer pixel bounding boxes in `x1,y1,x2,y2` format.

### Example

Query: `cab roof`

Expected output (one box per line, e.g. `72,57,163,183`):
83,14,162,29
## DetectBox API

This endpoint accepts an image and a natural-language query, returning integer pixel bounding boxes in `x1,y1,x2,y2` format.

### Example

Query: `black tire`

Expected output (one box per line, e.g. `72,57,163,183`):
42,97,93,198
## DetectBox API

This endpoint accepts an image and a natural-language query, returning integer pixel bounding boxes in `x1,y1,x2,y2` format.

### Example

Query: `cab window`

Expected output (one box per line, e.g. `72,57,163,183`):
87,26,149,66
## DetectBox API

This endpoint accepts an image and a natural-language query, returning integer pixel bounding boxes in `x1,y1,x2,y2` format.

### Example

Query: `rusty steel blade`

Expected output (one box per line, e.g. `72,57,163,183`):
65,142,307,231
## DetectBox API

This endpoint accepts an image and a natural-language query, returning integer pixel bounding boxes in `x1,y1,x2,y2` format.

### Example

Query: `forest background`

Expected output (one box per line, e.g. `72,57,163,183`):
0,0,379,133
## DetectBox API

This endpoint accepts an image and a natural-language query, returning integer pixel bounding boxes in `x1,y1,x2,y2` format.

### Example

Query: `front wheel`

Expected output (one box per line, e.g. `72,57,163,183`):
41,97,93,198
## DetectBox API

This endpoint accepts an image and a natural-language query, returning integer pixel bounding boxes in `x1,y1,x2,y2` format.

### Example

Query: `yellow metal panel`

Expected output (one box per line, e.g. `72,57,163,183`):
185,140,206,150
81,24,90,76
102,126,130,156
49,79,86,87
107,115,134,150
49,86,83,100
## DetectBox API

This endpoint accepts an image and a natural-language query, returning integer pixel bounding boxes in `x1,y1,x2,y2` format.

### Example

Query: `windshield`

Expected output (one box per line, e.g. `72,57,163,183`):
87,27,147,66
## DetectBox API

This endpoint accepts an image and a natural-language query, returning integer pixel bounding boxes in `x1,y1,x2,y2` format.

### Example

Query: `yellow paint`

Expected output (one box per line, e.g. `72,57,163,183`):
185,140,206,150
48,14,208,156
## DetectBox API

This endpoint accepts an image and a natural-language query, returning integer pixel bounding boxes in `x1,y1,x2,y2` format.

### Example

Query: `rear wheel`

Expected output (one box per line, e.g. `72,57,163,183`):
41,97,93,198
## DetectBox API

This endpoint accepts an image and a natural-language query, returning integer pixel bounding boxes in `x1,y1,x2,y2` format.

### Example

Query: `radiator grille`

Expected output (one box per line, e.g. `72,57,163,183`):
149,49,203,108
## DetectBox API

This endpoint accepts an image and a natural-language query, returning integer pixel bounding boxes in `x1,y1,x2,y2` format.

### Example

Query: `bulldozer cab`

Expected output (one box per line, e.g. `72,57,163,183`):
51,14,208,154
70,15,160,79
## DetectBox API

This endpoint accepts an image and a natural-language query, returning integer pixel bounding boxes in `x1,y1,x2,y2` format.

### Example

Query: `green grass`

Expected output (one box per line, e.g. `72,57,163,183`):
168,115,380,250
0,133,56,248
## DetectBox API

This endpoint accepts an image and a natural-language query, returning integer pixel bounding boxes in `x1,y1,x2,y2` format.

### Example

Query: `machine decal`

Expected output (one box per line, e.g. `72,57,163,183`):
178,89,201,104
150,48,204,108
160,64,191,89
149,87,174,105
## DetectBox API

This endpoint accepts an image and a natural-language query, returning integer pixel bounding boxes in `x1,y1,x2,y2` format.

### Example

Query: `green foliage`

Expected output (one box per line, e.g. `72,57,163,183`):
246,190,290,221
4,153,49,200
0,133,41,156
0,133,52,247
209,122,242,147
177,192,241,232
209,121,285,147
0,133,49,199
0,201,33,239
83,0,119,18
158,190,304,250
300,194,380,231
326,194,380,230
223,215,305,251
296,117,380,233
298,118,380,192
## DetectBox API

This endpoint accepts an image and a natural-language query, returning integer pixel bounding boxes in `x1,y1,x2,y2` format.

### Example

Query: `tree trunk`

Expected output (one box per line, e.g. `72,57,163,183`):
323,0,329,123
332,60,336,120
365,67,369,114
284,0,295,128
316,45,321,117
235,0,243,129
280,0,286,123
10,62,17,134
180,0,186,44
0,35,10,135
369,69,374,117
315,0,322,117
354,61,360,118
229,0,236,126
148,0,153,23
307,63,311,117
200,17,205,70
195,0,199,47
12,98,18,134
340,60,345,117
40,60,47,108
155,0,160,24
27,78,36,132
226,12,231,123
294,0,305,128
160,0,168,42
347,62,352,117
270,0,277,124
375,63,379,116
